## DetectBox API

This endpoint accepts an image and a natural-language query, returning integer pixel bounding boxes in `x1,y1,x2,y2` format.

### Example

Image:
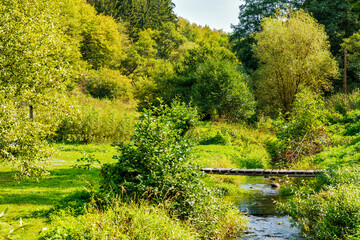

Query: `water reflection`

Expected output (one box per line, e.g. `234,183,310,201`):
233,177,306,240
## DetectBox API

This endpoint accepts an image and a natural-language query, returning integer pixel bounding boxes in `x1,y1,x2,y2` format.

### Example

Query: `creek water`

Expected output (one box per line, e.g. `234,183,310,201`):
232,176,306,240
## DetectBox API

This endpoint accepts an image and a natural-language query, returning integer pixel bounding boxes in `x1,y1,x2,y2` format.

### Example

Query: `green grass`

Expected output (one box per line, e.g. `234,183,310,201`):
189,121,274,197
0,122,272,239
189,121,273,169
40,200,199,240
0,143,117,239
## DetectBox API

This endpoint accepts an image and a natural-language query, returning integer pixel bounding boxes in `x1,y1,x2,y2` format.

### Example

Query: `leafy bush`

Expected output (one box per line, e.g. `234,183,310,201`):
281,168,360,239
273,90,329,166
85,68,132,100
326,90,360,115
99,101,246,239
0,97,51,180
100,101,202,216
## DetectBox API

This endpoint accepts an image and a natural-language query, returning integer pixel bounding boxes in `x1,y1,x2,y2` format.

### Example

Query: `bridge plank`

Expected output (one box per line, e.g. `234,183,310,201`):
200,167,319,177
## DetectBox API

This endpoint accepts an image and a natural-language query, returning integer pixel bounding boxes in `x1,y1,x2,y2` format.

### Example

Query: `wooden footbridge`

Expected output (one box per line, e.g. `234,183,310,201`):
201,168,321,177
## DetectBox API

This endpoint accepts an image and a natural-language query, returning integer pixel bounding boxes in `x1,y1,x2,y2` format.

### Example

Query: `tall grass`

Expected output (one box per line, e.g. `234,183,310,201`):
54,93,137,143
40,199,198,240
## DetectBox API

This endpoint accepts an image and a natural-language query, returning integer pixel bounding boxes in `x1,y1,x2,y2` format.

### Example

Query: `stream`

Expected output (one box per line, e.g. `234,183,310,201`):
232,176,306,240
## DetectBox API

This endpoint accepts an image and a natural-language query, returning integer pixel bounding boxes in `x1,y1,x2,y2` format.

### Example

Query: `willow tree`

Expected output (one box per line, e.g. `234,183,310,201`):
253,9,339,116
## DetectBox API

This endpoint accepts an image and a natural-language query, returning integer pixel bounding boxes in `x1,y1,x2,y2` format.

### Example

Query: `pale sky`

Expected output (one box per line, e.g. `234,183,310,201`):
172,0,241,33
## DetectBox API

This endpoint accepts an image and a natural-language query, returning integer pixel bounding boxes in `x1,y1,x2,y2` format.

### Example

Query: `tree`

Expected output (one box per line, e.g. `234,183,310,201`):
303,0,360,58
303,0,360,90
342,31,360,89
230,0,303,73
163,44,256,121
253,10,339,116
87,0,177,38
0,0,77,179
0,0,76,102
60,0,129,70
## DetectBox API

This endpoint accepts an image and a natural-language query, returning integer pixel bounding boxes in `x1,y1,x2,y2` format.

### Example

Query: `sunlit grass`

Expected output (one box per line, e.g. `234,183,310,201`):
0,143,117,239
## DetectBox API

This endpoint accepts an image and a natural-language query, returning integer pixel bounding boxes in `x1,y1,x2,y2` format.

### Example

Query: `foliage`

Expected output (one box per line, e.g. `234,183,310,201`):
0,0,80,179
230,0,303,72
87,0,177,38
0,97,53,180
281,167,360,239
272,91,328,166
60,0,129,70
342,32,360,89
99,102,246,239
100,102,200,213
163,45,256,121
40,199,197,240
253,9,339,116
326,90,360,116
54,96,136,143
85,68,132,100
303,0,360,59
303,0,360,90
0,0,77,101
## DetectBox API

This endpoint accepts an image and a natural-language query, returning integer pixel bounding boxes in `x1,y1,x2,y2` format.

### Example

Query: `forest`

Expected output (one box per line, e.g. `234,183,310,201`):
1,0,360,239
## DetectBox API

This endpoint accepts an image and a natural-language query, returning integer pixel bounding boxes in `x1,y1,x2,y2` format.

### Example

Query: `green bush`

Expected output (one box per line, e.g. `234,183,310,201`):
99,101,246,239
281,167,360,239
282,185,360,240
273,90,329,166
100,102,202,216
326,90,360,115
85,68,132,100
0,97,51,180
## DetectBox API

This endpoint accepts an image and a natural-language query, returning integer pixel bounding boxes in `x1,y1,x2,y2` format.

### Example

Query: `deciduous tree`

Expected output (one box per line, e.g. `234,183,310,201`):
230,0,303,73
253,10,338,115
0,0,78,179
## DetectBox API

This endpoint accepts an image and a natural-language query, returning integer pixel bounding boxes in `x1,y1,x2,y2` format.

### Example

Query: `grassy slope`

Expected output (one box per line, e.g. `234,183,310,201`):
0,122,274,239
0,143,118,239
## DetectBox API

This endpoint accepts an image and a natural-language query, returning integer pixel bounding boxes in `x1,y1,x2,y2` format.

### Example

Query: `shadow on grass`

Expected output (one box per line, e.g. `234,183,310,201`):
0,167,101,206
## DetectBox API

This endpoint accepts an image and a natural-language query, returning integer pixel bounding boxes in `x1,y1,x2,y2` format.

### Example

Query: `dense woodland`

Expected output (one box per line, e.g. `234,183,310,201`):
2,0,360,239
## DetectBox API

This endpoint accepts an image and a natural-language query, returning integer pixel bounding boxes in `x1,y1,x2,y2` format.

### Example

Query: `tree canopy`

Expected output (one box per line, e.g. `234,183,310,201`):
253,10,339,115
230,0,303,73
87,0,177,38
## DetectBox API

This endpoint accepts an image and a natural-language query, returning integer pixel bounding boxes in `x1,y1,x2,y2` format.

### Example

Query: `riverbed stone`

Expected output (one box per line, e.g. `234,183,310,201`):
271,182,281,188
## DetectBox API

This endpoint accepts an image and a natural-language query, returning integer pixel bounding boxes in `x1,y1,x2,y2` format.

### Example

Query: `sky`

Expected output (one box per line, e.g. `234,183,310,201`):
172,0,241,33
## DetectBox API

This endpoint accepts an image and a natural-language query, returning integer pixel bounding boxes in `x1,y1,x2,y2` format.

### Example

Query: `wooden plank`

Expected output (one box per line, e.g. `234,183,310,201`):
200,167,319,177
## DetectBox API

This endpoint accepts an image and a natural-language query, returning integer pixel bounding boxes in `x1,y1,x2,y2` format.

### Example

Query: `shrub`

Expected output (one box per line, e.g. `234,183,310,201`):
100,101,202,216
282,184,360,240
326,90,360,115
85,68,132,100
281,167,360,239
99,101,246,239
273,90,329,166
